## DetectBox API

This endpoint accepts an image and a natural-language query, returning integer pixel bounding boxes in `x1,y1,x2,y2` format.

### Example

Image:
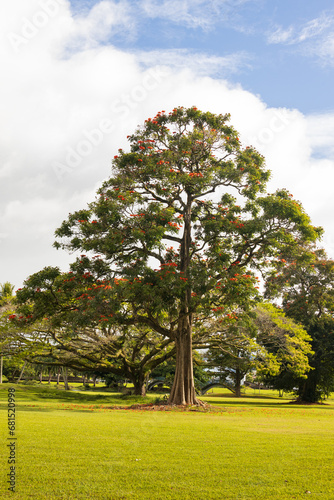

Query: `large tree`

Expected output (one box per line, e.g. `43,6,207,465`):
17,107,319,405
265,245,334,402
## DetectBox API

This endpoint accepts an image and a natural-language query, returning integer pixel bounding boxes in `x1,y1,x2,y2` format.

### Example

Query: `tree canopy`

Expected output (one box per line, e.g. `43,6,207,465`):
205,303,312,396
265,245,334,401
15,107,321,404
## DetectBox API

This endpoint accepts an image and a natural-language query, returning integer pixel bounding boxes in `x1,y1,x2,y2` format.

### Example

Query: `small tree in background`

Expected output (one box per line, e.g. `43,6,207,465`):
0,282,16,383
0,282,15,306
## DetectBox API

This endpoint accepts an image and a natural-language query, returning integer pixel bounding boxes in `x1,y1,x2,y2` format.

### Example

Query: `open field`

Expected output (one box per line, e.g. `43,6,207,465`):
1,384,334,499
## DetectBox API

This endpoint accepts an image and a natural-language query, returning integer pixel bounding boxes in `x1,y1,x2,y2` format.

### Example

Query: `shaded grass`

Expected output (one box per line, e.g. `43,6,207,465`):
1,384,334,499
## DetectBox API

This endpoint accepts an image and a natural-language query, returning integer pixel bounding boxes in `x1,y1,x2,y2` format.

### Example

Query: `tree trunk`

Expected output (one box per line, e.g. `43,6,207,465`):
168,318,198,405
17,361,27,383
56,367,61,385
132,373,146,396
235,366,241,397
168,196,198,406
62,366,69,391
0,355,3,384
298,371,320,403
48,368,53,384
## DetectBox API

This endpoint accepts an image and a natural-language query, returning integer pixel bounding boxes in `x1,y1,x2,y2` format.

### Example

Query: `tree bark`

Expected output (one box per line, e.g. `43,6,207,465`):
132,373,146,396
62,366,69,390
17,361,27,383
235,366,241,397
168,317,198,405
168,198,199,405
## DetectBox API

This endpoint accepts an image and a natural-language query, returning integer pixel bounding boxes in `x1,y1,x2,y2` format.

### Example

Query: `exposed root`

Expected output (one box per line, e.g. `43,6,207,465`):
104,401,212,412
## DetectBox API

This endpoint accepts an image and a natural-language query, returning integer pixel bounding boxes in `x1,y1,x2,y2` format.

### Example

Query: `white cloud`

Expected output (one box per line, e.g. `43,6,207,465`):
134,49,252,76
308,33,334,66
139,0,255,30
297,15,333,43
306,112,334,160
66,0,135,49
140,0,222,29
267,26,294,45
1,0,334,288
267,13,334,46
266,12,334,66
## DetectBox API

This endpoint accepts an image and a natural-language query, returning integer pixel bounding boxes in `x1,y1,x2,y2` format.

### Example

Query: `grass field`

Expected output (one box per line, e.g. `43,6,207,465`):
1,383,334,499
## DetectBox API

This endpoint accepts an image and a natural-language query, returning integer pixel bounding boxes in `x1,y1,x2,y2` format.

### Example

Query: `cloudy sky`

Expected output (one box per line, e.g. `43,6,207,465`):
1,0,334,289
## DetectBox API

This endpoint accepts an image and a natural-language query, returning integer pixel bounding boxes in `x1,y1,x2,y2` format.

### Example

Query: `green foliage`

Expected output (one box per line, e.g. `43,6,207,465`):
255,303,313,378
265,244,334,402
15,107,320,405
205,304,312,396
0,282,15,306
49,107,318,332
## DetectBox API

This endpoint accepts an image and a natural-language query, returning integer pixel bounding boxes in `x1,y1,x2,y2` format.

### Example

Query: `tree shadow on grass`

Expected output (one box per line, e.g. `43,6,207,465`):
202,396,334,410
0,384,153,407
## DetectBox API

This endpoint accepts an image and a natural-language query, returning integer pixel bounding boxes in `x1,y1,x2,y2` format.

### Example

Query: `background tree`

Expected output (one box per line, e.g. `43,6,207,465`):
0,282,15,383
265,245,334,402
17,107,320,405
7,295,176,396
204,304,312,397
254,303,313,385
0,282,15,306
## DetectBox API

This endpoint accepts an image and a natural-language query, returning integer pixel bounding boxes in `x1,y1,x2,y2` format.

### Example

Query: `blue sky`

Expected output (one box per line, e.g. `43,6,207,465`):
69,0,334,113
1,0,334,288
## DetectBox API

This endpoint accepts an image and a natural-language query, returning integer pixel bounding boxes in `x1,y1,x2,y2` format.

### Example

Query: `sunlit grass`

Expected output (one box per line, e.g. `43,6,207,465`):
1,384,334,499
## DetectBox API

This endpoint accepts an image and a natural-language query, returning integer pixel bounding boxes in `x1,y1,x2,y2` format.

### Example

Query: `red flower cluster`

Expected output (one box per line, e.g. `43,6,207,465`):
188,172,203,178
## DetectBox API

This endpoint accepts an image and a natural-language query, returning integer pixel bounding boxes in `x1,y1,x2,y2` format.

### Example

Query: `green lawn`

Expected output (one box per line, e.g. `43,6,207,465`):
1,384,334,499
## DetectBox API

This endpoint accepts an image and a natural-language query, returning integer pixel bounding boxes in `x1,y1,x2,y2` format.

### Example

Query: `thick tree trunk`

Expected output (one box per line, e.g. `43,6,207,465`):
168,318,198,405
168,196,198,405
132,373,146,396
298,371,320,403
